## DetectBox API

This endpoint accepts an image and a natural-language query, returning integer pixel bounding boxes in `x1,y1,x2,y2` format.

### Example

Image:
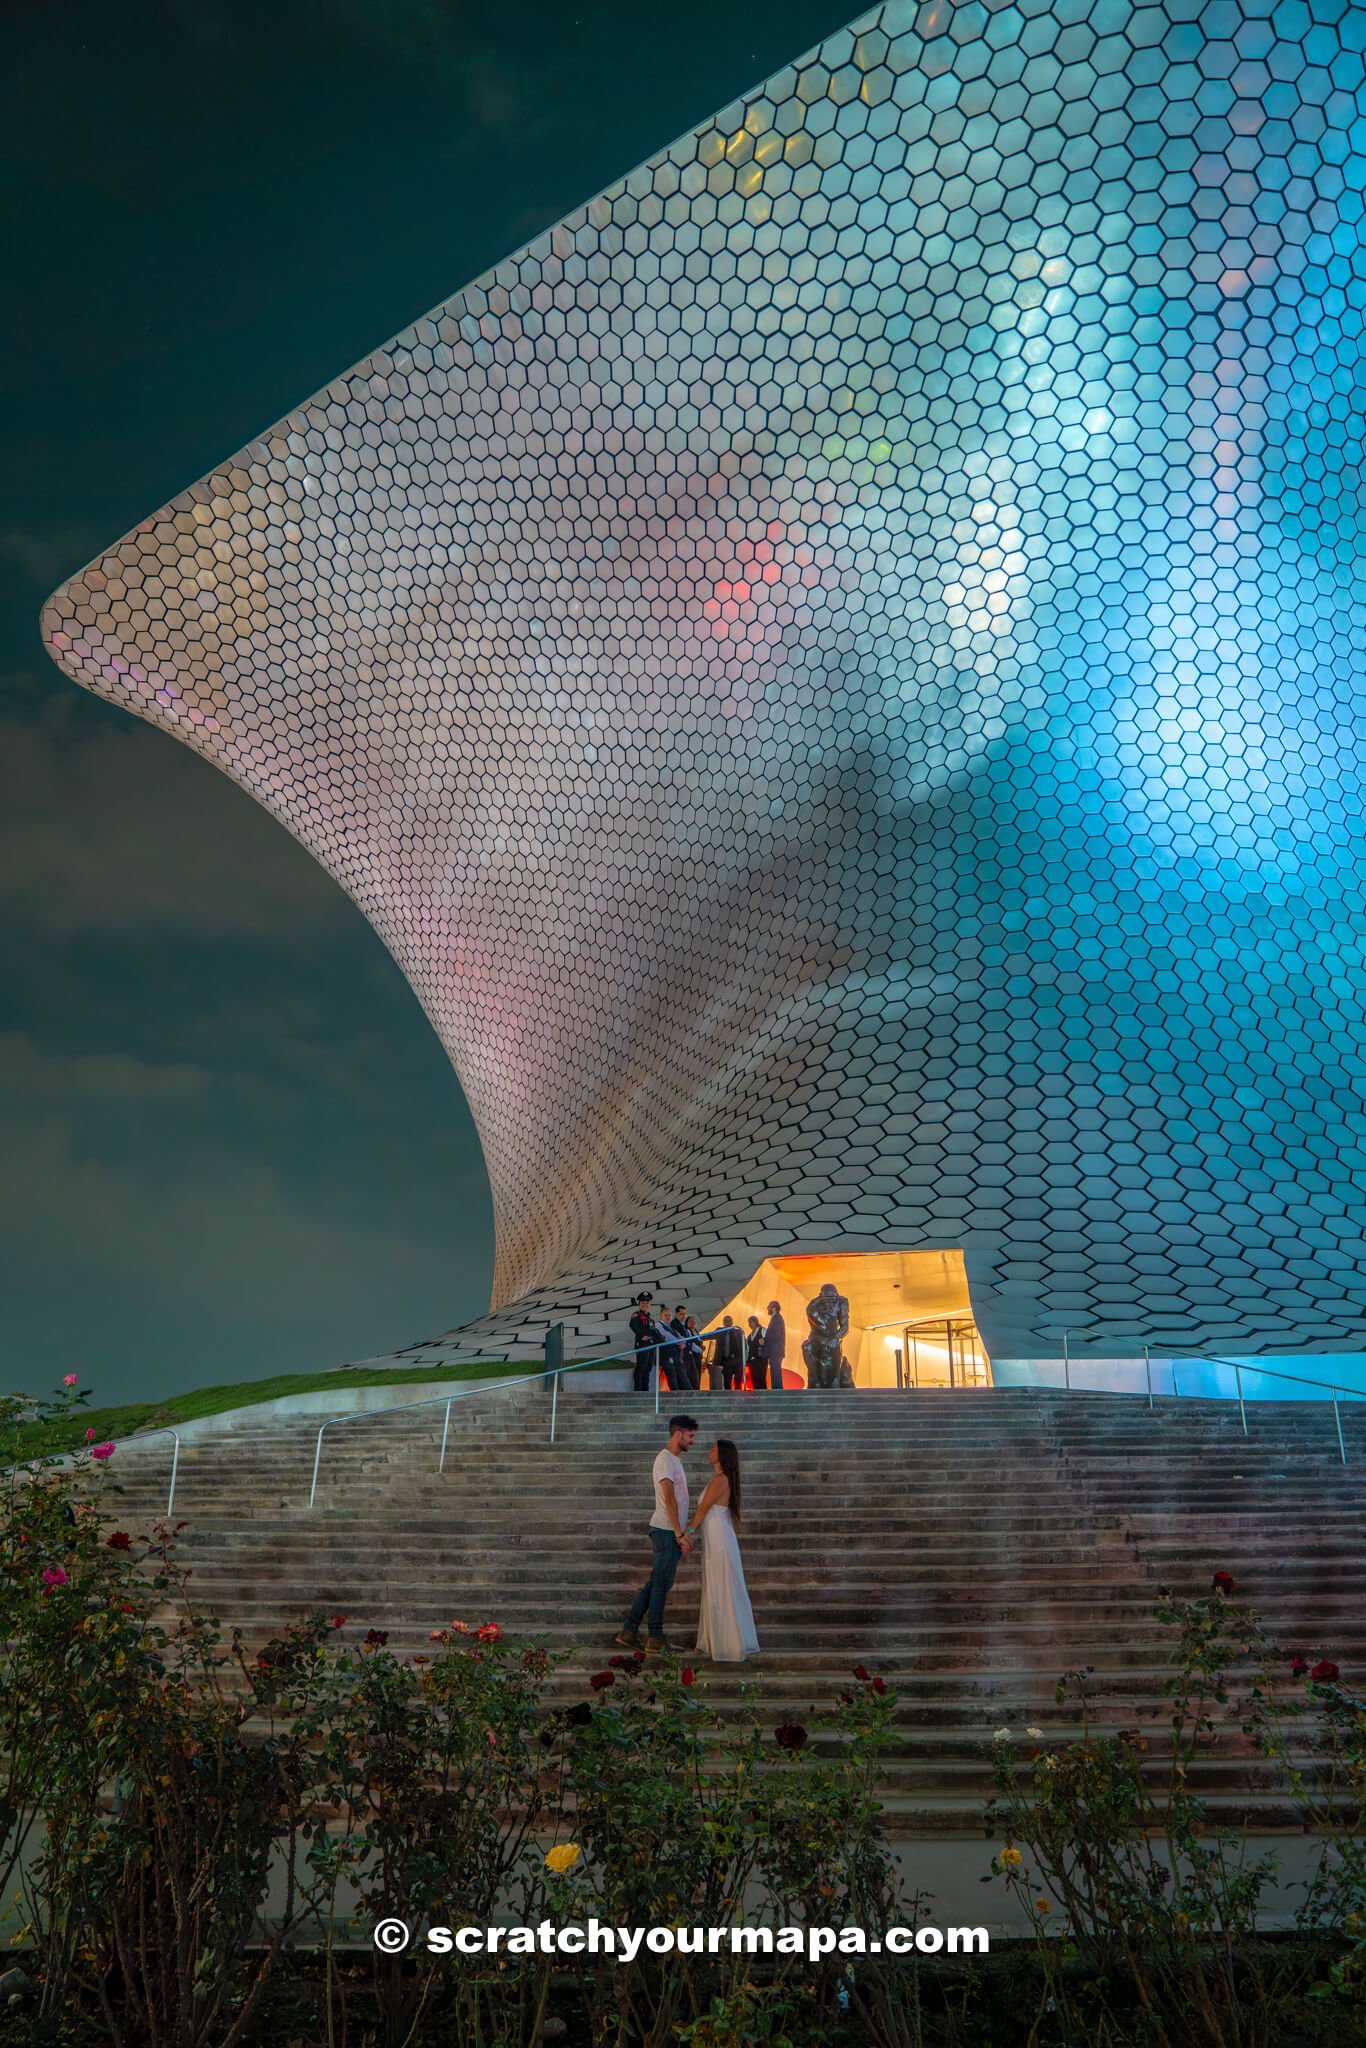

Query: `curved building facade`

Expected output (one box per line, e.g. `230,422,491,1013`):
43,0,1366,1367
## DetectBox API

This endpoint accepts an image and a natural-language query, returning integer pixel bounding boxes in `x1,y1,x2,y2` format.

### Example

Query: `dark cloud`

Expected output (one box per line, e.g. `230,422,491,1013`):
0,1025,491,1396
0,527,103,591
0,1032,209,1106
0,702,350,936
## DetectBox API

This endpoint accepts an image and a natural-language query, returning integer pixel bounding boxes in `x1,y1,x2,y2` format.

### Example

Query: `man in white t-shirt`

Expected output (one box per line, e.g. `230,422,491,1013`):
614,1413,699,1655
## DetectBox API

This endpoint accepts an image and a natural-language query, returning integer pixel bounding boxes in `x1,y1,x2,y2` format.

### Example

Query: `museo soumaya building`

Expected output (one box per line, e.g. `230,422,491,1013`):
42,1,1366,1394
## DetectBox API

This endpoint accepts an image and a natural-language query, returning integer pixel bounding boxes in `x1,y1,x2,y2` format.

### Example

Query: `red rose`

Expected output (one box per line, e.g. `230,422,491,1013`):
871,1675,888,1696
363,1629,389,1648
590,1670,615,1691
331,1614,347,1629
1212,1571,1235,1595
853,1665,870,1682
106,1531,132,1551
681,1667,695,1685
1311,1660,1340,1683
476,1621,502,1643
774,1723,808,1752
838,1689,854,1705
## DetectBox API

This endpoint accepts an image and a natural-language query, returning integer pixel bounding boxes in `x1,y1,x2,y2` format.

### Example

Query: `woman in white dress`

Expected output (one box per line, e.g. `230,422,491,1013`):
689,1439,760,1663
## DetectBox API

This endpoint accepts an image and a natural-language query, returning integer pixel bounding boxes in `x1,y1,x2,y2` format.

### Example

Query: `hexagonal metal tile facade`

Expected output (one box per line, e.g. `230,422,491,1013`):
42,0,1366,1366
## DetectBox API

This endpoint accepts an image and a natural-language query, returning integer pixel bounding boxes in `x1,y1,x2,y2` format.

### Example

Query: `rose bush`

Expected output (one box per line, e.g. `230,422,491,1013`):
4,1400,1362,2048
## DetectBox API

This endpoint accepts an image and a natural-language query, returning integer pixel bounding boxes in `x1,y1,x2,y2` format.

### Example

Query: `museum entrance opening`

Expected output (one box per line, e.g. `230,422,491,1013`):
714,1249,992,1390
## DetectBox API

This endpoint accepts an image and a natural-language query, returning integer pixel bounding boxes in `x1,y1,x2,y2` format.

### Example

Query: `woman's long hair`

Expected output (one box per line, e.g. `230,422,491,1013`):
715,1438,743,1523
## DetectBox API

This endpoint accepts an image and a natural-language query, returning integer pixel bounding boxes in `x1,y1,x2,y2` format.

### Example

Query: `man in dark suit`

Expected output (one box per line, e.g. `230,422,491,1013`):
760,1300,786,1390
667,1307,697,1390
715,1315,745,1391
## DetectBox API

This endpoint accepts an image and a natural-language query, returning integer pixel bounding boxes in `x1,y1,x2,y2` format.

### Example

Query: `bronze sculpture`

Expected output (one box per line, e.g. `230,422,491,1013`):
802,1283,852,1390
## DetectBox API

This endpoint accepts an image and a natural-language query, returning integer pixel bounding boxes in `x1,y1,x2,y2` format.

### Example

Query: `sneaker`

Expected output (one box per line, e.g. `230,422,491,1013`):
644,1635,682,1657
612,1628,642,1650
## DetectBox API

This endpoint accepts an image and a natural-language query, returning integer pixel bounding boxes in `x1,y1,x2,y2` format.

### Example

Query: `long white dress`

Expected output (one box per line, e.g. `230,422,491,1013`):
695,1503,760,1662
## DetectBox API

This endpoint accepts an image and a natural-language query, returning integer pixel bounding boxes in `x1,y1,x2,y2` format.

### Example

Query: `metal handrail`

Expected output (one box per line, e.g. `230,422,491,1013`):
1203,1353,1361,1465
88,1424,181,1517
306,1318,738,1508
1059,1345,1364,1467
11,1425,181,1518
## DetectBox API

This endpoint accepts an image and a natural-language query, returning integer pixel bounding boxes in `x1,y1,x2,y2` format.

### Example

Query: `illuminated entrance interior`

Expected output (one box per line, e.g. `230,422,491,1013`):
715,1250,991,1390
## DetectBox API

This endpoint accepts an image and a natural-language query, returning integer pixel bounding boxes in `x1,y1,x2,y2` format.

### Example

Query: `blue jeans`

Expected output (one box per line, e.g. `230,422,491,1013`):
626,1528,682,1639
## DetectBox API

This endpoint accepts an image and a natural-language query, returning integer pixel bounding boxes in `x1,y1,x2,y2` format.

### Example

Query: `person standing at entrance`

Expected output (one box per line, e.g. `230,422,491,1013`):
615,1414,698,1654
745,1314,767,1390
663,1306,690,1392
682,1315,704,1391
760,1300,786,1390
716,1315,745,1391
629,1292,663,1393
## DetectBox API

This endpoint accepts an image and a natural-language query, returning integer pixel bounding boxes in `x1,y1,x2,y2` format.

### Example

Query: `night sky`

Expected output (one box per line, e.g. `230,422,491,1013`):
3,0,852,1405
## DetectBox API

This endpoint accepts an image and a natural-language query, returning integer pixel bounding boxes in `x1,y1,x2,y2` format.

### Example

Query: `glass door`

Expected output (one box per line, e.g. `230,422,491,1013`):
897,1315,991,1389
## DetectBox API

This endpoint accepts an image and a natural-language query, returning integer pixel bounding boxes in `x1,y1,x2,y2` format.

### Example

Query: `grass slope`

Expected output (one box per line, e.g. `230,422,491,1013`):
9,1360,526,1457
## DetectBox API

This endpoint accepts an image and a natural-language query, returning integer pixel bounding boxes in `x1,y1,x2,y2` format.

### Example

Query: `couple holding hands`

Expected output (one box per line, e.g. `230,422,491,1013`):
613,1414,760,1664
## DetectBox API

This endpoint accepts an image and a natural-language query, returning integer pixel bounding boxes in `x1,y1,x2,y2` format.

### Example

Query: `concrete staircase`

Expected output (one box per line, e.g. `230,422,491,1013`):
97,1388,1366,1835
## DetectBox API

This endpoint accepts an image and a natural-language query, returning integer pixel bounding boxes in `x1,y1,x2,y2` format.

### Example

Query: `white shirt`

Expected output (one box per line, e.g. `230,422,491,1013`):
649,1447,688,1532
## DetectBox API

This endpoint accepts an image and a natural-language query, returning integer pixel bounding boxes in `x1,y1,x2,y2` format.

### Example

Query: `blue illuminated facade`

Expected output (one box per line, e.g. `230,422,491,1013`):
42,1,1366,1367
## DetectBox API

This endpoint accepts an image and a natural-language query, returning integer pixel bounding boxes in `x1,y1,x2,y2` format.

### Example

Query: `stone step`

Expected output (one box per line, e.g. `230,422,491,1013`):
157,1613,1366,1661
91,1388,1364,1835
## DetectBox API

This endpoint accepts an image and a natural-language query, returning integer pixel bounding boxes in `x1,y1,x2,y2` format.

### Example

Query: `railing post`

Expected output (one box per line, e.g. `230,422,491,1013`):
654,1344,661,1416
1235,1364,1247,1437
1144,1344,1153,1411
1333,1389,1347,1466
166,1433,181,1519
545,1323,565,1445
308,1424,326,1511
438,1398,453,1473
1062,1328,1070,1393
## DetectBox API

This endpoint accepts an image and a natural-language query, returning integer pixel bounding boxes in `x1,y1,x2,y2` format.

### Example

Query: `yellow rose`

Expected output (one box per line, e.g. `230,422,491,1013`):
1034,1897,1051,1915
544,1843,580,1875
998,1846,1022,1868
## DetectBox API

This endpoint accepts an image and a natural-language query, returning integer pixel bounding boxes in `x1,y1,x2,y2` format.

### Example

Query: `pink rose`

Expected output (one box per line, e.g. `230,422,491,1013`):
90,1442,115,1462
86,1429,96,1441
42,1567,68,1589
62,1374,78,1388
